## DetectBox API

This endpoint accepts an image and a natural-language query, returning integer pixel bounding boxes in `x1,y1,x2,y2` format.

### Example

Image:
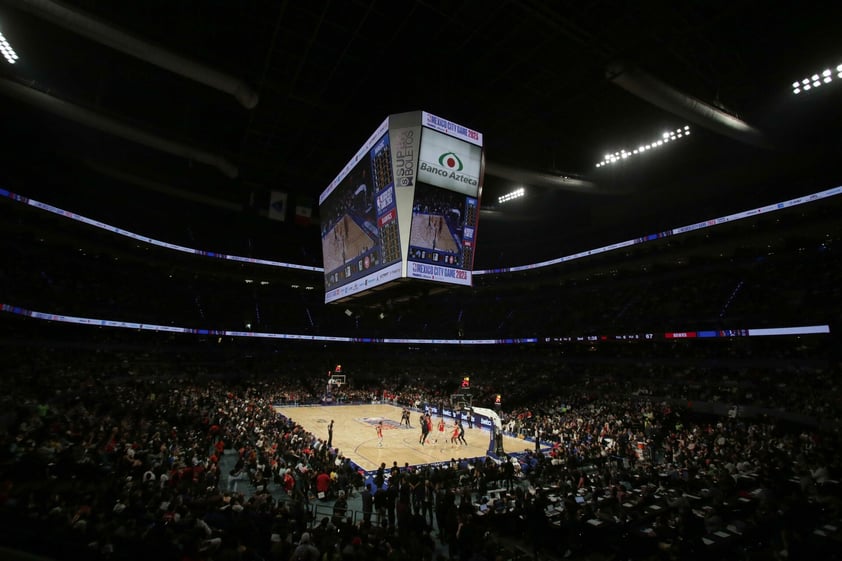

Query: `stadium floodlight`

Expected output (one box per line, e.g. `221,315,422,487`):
0,31,19,64
498,187,525,204
792,63,842,94
595,126,691,168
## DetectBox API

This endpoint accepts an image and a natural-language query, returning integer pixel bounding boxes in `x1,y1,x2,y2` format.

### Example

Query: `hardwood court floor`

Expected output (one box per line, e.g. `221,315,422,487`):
274,403,533,472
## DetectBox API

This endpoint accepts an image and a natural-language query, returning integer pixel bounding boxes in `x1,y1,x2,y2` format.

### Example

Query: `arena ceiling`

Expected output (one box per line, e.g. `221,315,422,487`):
1,0,840,270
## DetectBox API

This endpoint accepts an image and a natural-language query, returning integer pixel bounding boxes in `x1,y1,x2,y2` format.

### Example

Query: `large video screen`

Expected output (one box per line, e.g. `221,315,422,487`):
406,127,482,285
322,131,403,303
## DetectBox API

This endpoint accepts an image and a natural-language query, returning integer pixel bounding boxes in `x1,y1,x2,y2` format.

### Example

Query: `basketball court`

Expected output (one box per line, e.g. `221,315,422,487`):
274,402,534,472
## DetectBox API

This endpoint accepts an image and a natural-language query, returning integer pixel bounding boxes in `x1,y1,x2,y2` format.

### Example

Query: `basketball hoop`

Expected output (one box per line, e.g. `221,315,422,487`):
450,392,472,414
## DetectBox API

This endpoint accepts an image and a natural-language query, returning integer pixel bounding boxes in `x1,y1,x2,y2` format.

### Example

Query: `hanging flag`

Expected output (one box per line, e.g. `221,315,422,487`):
268,191,287,221
294,196,313,225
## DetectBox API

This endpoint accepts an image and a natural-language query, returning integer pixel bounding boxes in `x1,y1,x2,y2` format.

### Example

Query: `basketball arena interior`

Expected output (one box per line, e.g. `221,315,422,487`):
1,3,841,561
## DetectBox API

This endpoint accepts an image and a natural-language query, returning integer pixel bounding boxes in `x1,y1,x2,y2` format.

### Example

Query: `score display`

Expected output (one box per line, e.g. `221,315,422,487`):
321,111,484,303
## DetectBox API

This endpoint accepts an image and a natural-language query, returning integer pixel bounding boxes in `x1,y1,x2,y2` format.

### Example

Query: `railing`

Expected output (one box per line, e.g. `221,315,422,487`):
306,502,367,528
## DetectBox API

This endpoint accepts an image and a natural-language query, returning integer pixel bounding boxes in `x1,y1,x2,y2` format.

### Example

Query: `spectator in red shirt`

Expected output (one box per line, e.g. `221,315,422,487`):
316,469,331,499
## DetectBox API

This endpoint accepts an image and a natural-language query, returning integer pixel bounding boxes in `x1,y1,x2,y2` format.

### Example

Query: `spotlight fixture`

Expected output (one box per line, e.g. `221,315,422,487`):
498,187,525,204
0,32,18,64
792,64,842,94
595,126,691,168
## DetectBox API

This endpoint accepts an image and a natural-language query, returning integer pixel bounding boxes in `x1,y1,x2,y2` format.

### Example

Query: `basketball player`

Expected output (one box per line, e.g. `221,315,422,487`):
376,421,384,448
457,421,467,446
436,417,446,442
420,413,432,445
426,414,434,442
418,413,427,444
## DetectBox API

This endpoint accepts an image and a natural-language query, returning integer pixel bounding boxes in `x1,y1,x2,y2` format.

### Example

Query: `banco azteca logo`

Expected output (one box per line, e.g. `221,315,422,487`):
438,152,463,171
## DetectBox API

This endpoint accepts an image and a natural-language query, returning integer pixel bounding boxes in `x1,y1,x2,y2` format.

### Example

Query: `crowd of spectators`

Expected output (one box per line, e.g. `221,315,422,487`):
1,343,841,561
0,354,365,561
2,192,842,560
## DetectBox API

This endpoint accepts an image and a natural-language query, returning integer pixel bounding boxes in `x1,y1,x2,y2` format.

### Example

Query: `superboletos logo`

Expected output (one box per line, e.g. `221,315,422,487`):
438,152,464,171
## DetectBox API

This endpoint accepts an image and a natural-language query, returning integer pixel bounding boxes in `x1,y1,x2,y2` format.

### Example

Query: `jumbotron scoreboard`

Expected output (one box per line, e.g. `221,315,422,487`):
320,111,484,304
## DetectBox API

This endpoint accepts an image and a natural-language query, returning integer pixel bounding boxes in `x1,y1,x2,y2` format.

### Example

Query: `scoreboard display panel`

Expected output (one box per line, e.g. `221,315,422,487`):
320,111,484,303
322,125,403,303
